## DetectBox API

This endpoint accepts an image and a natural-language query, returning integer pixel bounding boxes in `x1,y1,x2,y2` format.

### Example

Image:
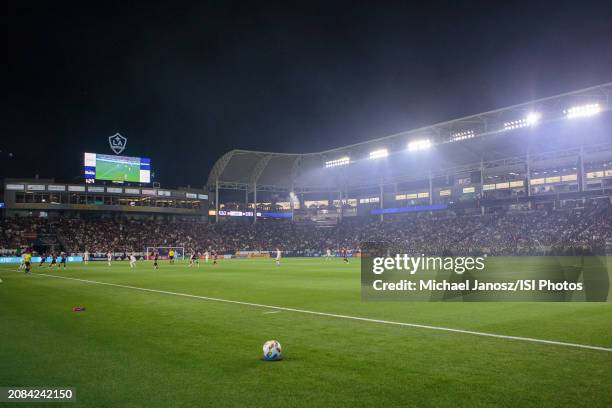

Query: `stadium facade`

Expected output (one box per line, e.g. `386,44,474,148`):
0,179,209,220
208,83,612,222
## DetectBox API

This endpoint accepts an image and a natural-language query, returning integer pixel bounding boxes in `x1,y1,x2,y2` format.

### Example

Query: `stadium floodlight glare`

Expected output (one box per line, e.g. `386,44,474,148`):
564,103,601,119
503,112,541,130
407,139,432,152
325,156,350,168
525,112,541,125
451,130,475,142
369,148,389,159
289,191,299,205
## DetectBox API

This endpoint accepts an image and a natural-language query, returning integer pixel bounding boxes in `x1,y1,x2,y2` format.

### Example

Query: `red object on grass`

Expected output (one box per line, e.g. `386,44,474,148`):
72,307,86,312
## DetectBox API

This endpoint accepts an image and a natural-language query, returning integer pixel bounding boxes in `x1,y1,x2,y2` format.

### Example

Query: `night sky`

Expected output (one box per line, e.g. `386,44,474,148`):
2,1,612,187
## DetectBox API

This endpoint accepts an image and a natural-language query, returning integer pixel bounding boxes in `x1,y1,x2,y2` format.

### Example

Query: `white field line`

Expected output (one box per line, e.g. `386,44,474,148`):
263,311,281,314
7,270,612,353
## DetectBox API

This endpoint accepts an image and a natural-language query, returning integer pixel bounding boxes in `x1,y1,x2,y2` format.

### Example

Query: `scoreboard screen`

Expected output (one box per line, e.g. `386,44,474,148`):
84,153,151,183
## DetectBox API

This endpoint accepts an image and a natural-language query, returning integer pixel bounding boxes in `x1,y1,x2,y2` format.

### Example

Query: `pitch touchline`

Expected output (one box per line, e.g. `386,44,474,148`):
22,272,612,353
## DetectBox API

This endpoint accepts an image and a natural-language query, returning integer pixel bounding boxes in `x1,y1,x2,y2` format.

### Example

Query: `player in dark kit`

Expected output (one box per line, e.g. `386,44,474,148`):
60,251,67,268
153,253,159,270
39,252,47,267
49,253,58,269
212,250,218,265
342,248,349,263
189,251,199,267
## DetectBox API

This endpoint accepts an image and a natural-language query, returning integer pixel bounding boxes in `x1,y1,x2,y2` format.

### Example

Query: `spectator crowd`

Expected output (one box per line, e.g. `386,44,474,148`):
0,205,609,256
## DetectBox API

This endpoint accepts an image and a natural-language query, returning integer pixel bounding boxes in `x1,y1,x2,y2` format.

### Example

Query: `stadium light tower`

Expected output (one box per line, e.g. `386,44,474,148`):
407,139,432,152
369,148,389,159
503,112,541,130
325,156,350,168
564,103,601,119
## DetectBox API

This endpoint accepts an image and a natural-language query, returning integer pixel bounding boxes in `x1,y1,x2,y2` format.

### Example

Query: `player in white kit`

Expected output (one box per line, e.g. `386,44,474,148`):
107,251,112,266
129,252,137,268
325,248,332,260
275,248,281,266
204,250,210,263
84,250,90,265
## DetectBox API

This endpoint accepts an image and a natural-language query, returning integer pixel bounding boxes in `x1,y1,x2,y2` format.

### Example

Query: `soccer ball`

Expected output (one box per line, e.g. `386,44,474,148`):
262,340,282,361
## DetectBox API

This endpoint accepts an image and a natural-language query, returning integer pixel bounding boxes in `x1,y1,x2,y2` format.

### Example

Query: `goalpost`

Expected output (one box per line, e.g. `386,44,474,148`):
145,246,185,261
606,239,612,257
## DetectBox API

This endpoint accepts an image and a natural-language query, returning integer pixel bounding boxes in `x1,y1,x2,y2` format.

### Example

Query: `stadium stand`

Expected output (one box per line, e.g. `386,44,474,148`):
0,203,609,256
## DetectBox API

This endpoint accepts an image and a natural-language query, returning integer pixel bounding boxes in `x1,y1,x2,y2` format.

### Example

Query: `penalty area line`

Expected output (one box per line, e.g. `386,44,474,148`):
24,271,612,353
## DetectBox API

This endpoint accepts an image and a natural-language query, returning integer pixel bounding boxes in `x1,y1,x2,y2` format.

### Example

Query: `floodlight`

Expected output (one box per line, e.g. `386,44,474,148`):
369,149,389,159
450,130,474,142
503,112,541,130
564,103,601,119
407,139,432,152
525,112,541,125
325,156,350,168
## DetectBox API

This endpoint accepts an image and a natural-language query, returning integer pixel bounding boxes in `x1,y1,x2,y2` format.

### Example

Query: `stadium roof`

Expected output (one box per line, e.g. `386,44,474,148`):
208,83,612,193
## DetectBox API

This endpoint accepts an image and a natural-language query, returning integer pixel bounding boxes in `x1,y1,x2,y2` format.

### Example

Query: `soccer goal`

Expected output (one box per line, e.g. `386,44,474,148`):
145,246,185,261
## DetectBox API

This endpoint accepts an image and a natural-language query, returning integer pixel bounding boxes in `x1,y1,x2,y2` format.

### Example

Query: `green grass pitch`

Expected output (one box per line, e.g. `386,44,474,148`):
0,257,610,407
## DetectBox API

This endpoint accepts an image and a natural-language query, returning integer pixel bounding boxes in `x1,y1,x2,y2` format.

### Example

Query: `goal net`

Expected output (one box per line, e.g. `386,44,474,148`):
145,246,185,261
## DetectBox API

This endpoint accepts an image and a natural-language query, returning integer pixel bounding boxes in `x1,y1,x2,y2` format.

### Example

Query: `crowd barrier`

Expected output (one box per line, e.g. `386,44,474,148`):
0,256,84,264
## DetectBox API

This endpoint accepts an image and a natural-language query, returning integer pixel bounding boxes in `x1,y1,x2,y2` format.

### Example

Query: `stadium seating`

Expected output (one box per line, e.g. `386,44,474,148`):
1,203,609,256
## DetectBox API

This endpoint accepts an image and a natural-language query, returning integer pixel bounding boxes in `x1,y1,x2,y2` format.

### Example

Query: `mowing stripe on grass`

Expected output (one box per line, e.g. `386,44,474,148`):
16,271,612,353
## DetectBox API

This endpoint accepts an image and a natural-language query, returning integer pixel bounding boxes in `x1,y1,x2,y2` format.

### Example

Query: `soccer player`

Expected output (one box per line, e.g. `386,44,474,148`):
129,252,137,268
153,252,159,270
84,249,90,265
168,249,175,264
189,250,199,267
204,250,209,263
18,251,26,270
275,247,281,266
342,248,349,263
23,251,32,274
49,252,58,269
325,248,332,260
107,251,112,267
212,250,218,265
39,251,47,267
60,251,67,268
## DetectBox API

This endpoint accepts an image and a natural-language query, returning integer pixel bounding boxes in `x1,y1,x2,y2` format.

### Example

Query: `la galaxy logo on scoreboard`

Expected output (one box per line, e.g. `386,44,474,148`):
108,133,127,154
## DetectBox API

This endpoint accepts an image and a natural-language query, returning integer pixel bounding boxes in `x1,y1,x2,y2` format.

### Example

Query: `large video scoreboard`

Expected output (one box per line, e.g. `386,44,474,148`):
84,153,151,183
